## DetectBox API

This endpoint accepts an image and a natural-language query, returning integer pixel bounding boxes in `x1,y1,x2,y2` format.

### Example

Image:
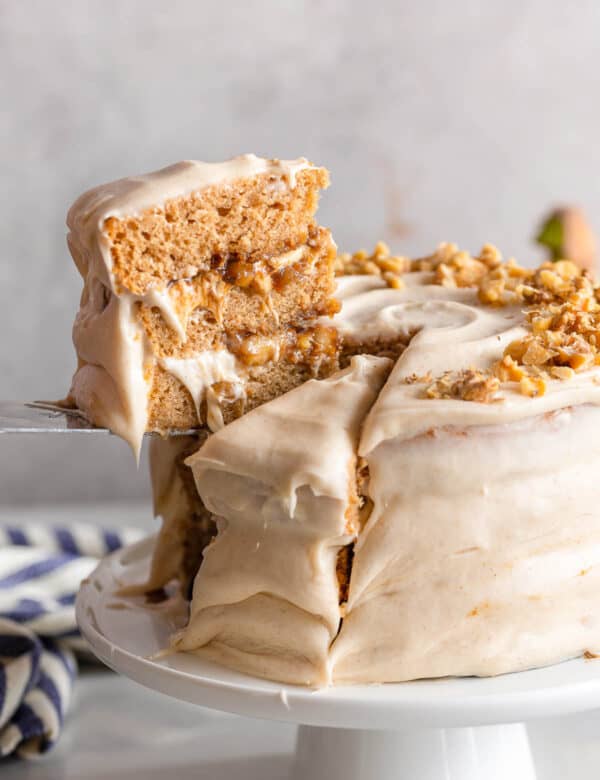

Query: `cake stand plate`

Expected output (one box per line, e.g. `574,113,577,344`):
76,536,600,780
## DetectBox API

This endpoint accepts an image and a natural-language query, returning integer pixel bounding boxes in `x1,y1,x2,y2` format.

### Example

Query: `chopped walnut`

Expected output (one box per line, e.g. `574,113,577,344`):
382,271,405,289
433,244,503,289
336,240,506,291
550,365,575,380
519,374,547,398
335,241,410,288
425,369,501,403
230,333,280,366
412,242,460,272
490,287,600,396
478,257,594,308
339,239,600,400
493,355,526,382
477,259,532,305
402,371,433,385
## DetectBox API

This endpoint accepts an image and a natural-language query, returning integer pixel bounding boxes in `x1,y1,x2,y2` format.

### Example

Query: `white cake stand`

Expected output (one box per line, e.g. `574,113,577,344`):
76,536,600,780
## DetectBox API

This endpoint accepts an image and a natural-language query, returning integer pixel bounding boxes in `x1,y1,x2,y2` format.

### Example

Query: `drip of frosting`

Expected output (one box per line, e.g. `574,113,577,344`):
67,155,318,456
71,282,152,455
175,355,392,685
159,351,246,431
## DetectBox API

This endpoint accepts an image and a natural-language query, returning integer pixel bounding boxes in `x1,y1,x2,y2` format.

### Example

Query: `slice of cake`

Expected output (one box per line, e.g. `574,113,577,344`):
66,155,340,455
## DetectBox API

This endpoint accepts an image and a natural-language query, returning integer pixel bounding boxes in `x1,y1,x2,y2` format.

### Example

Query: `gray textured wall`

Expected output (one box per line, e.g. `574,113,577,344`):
1,0,600,504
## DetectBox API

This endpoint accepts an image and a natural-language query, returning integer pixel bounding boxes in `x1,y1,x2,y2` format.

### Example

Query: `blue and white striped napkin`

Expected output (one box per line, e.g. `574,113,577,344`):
0,523,143,759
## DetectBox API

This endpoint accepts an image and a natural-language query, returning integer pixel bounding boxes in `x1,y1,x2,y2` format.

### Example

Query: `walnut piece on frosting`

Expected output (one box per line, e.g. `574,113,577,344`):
426,248,600,402
402,371,433,385
425,369,501,404
431,243,503,288
478,259,532,305
336,240,506,291
412,241,460,272
334,241,410,288
488,264,600,396
477,257,594,308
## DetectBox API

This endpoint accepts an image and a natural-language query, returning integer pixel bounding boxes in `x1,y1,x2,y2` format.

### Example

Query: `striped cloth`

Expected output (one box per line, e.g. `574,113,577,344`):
0,523,143,758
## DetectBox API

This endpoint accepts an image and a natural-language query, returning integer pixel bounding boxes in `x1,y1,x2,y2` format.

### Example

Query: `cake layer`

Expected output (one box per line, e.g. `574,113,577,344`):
67,156,329,295
146,331,339,432
136,227,338,358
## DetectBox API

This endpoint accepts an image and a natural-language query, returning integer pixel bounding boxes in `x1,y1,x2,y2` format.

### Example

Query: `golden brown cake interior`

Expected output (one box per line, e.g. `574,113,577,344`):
147,334,339,432
106,168,330,294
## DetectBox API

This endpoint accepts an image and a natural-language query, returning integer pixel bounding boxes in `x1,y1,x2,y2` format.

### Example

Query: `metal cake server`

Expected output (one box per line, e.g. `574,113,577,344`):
0,402,197,436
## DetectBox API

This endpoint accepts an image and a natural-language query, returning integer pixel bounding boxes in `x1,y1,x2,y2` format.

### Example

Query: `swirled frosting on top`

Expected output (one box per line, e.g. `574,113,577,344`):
332,270,600,454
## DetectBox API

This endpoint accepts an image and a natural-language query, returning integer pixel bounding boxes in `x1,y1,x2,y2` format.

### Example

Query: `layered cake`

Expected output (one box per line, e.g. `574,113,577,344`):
66,155,339,456
172,245,600,685
66,159,600,686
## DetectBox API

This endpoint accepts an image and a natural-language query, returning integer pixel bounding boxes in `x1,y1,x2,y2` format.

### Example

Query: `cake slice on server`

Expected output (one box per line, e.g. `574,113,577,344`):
66,155,339,456
173,355,392,685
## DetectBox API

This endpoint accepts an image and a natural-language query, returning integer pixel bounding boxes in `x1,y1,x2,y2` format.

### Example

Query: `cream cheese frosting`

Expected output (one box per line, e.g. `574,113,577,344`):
174,355,392,685
67,155,318,456
333,405,600,682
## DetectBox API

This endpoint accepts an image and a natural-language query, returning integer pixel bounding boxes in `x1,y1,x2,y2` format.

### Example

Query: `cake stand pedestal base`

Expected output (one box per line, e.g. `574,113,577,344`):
293,723,536,780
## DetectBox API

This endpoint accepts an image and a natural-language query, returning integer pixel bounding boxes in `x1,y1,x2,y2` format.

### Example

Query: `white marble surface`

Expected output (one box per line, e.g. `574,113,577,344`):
2,669,297,780
0,667,599,779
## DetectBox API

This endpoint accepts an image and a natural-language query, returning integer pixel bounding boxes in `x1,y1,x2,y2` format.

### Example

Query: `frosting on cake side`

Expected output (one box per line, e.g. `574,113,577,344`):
175,355,391,685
